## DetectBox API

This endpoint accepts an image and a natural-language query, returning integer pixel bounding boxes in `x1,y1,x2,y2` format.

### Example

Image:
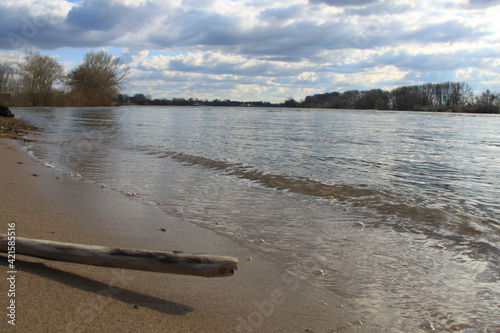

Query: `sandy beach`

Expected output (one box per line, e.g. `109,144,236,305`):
0,137,365,332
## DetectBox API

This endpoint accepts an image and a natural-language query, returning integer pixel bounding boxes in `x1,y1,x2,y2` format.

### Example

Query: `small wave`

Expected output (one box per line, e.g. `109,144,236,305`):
161,151,242,170
162,149,382,202
157,149,500,246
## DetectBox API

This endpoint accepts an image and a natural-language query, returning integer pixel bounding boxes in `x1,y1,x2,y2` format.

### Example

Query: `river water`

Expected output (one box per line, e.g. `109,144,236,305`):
14,106,500,332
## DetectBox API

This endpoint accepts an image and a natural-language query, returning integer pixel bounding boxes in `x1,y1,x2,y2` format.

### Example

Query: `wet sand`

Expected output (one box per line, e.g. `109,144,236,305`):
0,138,366,332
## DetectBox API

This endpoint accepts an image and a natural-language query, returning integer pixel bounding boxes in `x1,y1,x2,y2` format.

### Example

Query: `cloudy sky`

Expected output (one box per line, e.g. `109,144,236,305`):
1,0,499,102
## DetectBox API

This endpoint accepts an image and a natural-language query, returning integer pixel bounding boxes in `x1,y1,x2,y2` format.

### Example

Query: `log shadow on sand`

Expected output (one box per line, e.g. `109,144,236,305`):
0,255,194,316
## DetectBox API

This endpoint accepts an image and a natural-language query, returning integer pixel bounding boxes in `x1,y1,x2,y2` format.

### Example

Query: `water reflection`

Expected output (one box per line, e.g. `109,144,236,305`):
22,107,121,177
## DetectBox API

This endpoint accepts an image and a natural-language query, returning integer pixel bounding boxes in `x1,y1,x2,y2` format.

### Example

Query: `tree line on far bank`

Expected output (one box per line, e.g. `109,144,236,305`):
0,51,129,107
116,93,278,108
285,82,499,114
116,82,500,114
1,51,498,114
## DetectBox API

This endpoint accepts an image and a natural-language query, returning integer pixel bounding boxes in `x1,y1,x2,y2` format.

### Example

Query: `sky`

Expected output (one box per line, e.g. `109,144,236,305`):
0,0,499,103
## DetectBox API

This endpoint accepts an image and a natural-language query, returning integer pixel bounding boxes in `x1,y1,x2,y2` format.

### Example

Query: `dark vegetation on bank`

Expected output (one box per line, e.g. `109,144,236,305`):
116,93,280,108
0,50,128,107
285,82,499,114
120,82,500,114
0,106,38,140
0,51,498,113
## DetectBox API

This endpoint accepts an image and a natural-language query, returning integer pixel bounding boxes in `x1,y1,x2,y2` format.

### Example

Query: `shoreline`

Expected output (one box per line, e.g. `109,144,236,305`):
0,137,365,332
0,116,38,141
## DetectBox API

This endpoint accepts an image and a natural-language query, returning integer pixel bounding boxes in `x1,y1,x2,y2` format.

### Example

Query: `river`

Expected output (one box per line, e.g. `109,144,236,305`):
14,106,500,332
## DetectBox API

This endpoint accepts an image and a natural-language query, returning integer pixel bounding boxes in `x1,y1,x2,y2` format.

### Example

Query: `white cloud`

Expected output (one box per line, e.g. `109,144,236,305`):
0,0,498,102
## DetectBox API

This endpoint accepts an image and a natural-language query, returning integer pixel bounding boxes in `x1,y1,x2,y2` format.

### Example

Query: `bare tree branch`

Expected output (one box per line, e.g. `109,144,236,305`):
0,62,13,94
68,51,130,106
17,51,64,106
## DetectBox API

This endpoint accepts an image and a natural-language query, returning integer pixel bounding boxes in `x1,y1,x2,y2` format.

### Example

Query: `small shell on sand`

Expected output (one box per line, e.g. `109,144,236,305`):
254,238,265,244
312,269,325,276
127,192,137,196
420,322,435,330
246,257,253,262
353,221,365,229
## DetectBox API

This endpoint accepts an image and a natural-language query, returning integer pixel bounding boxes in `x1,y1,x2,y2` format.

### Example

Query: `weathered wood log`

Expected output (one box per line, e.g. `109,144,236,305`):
0,234,238,278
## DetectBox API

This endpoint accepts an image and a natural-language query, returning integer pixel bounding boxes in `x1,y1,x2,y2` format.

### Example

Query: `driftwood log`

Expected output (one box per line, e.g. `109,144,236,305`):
0,234,238,278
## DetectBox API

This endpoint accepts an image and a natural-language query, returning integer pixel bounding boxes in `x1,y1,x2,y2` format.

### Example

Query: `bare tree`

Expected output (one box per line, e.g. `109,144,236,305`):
0,62,13,93
67,51,129,106
477,89,498,106
18,51,64,106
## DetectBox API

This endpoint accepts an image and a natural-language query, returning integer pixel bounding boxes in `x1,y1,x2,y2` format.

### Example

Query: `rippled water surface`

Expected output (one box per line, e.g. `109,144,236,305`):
15,106,500,331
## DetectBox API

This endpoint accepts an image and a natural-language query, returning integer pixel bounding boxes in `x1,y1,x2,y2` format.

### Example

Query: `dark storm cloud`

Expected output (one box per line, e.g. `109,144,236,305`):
65,0,130,31
236,20,351,56
0,4,52,50
147,9,489,59
149,9,242,48
0,0,161,50
147,8,350,57
0,1,492,57
146,5,405,59
64,0,163,41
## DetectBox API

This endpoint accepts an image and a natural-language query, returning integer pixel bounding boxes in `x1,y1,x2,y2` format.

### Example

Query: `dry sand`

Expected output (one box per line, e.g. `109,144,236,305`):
0,137,365,332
